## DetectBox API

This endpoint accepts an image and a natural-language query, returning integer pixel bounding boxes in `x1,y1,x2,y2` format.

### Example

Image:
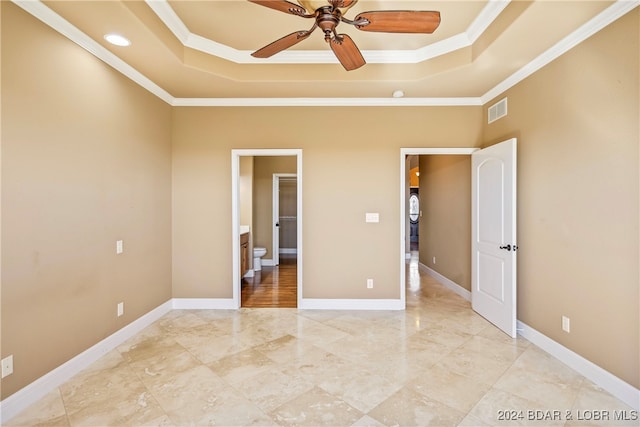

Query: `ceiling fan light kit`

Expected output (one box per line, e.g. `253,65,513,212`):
249,0,441,71
299,0,357,14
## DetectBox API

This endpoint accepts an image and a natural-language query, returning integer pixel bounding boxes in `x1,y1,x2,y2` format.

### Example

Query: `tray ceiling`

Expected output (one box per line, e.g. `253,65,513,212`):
14,0,636,104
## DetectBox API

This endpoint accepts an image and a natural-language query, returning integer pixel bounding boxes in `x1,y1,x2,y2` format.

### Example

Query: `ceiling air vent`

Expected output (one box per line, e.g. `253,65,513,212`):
488,97,508,124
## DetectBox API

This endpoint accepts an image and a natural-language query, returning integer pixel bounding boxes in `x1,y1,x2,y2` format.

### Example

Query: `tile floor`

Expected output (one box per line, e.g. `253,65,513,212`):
6,255,637,426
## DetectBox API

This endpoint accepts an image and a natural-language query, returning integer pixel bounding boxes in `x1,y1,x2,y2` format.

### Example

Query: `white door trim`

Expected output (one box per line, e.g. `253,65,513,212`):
231,149,303,308
399,148,478,308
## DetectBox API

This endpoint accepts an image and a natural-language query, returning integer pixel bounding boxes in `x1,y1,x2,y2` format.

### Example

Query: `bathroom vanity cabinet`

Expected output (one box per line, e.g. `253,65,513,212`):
240,232,249,277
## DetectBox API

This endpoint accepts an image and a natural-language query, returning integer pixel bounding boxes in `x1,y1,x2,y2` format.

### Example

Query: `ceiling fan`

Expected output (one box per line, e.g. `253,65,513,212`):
248,0,441,71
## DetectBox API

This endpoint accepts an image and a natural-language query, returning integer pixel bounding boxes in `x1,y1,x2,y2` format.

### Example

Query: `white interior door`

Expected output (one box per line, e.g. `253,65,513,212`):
471,138,517,337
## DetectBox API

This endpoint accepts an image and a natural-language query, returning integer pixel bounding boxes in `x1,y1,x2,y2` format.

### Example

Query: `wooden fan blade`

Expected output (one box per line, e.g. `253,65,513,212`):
248,0,308,16
330,34,365,71
355,11,441,33
252,31,312,58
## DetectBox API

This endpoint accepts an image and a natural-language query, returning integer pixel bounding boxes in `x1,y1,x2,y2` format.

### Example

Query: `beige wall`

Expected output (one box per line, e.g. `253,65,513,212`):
252,156,297,259
239,156,254,230
1,3,172,399
482,10,639,388
239,156,254,268
419,155,472,291
171,106,483,299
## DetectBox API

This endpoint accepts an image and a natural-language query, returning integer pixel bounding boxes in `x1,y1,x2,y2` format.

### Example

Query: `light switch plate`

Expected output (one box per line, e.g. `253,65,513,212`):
116,240,124,254
365,213,379,223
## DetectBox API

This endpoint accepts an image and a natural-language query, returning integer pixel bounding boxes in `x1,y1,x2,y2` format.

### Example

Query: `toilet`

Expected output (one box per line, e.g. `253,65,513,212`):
253,247,267,271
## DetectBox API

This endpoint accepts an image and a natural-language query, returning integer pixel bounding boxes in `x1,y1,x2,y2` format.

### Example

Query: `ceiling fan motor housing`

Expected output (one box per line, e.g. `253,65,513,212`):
316,7,341,40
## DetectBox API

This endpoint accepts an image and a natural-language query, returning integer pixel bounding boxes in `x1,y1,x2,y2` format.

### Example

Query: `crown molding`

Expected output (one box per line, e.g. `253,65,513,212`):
467,0,510,43
12,0,174,104
12,0,639,107
147,0,510,64
145,0,190,43
481,0,640,104
171,97,483,107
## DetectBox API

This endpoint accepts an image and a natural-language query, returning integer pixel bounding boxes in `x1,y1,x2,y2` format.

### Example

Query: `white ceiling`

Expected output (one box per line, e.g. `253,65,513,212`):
14,0,638,105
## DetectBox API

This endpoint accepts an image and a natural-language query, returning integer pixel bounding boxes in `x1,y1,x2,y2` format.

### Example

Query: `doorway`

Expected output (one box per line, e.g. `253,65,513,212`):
231,149,303,309
408,155,420,252
400,141,517,337
272,174,298,266
400,148,477,309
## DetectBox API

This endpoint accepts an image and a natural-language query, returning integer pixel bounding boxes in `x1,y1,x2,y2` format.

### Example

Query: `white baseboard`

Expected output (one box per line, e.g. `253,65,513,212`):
3,297,637,425
419,263,471,301
0,300,173,423
171,298,236,309
261,255,296,267
299,298,404,310
416,264,638,409
279,248,297,254
517,321,640,411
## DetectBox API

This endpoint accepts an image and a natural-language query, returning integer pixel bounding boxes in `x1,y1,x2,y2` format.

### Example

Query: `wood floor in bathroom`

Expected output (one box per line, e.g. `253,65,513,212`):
241,254,297,308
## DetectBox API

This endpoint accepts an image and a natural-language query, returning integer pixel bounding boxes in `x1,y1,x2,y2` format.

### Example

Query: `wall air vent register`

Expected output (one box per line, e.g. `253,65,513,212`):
488,97,508,123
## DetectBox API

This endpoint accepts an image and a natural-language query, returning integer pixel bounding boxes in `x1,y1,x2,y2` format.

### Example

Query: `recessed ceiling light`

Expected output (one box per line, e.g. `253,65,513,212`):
392,90,405,98
104,34,131,47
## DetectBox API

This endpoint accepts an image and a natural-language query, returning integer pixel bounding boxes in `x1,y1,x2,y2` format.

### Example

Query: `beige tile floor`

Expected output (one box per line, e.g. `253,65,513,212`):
6,255,637,426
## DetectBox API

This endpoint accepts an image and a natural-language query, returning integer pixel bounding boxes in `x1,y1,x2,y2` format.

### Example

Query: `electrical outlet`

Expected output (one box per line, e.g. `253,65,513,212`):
2,355,14,378
367,279,374,289
432,256,436,264
116,240,124,254
562,315,570,333
117,302,124,317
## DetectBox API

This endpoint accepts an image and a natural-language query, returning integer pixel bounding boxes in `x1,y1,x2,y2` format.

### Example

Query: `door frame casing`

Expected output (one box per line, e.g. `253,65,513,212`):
232,149,303,309
399,148,478,308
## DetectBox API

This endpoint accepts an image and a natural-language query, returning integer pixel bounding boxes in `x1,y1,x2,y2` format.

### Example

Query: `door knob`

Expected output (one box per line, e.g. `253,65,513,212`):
499,244,512,251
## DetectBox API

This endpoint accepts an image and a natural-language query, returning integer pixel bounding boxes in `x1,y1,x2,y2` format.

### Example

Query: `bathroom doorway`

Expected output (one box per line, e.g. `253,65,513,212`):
231,149,303,309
